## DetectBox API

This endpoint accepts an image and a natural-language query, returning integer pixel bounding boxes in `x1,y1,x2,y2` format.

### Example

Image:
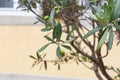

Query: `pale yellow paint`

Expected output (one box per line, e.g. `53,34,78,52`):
0,25,120,79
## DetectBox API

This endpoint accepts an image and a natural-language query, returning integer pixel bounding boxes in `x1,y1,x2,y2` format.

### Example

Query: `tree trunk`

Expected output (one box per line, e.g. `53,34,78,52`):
96,49,113,80
93,63,103,80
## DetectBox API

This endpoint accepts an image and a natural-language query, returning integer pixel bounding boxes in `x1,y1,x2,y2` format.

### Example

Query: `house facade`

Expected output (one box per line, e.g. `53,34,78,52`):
0,0,41,25
0,0,116,80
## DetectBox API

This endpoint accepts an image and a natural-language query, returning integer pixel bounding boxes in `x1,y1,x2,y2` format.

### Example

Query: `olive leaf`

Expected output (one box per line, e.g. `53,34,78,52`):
83,26,103,39
97,27,109,50
53,22,62,41
113,0,120,20
56,46,61,57
49,8,56,25
44,35,55,43
108,28,113,50
37,43,51,53
44,60,47,70
61,45,72,51
29,55,36,60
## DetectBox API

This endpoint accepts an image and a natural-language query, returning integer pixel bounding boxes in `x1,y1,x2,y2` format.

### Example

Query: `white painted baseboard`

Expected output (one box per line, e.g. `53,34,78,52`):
0,72,95,80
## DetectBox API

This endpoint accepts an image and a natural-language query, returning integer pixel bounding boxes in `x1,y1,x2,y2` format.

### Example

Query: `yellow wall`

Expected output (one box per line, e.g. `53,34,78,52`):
0,25,120,79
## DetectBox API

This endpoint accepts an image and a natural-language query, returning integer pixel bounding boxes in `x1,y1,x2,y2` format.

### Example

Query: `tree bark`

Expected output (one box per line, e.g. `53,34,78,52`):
96,49,113,80
93,63,103,80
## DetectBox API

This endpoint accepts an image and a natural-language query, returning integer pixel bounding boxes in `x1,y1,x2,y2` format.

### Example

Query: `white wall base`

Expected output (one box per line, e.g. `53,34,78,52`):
0,72,94,80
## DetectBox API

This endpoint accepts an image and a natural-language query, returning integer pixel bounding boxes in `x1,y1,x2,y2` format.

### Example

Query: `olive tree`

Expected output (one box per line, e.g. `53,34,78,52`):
18,0,120,80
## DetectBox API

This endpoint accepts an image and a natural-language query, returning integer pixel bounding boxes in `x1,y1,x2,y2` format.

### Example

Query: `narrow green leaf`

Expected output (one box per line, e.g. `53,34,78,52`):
52,0,59,6
58,64,60,70
37,43,50,53
53,26,56,39
97,27,109,50
29,55,36,60
108,0,114,6
56,22,62,40
83,26,103,39
92,5,101,14
107,0,114,21
44,35,55,42
56,46,61,57
61,38,74,45
117,68,120,72
36,52,41,60
61,45,72,51
87,12,98,20
44,60,47,70
33,21,39,24
50,8,55,25
113,0,120,20
103,3,108,20
108,28,113,50
41,27,52,32
32,61,37,68
53,22,62,40
97,16,108,26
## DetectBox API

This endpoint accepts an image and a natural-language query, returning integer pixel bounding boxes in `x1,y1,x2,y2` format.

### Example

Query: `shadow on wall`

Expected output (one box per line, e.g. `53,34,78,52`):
0,72,95,80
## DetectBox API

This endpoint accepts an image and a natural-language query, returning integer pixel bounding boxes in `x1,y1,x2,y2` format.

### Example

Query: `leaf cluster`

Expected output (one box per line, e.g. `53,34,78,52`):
84,0,120,50
18,0,120,79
